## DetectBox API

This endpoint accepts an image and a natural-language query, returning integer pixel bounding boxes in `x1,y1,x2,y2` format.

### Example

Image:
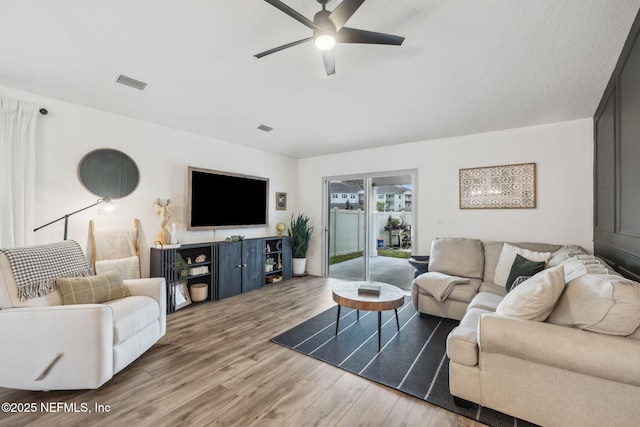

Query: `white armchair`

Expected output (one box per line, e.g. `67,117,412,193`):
0,241,166,391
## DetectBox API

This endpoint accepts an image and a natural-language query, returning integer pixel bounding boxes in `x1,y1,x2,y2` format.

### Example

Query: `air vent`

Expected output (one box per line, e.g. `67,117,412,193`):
257,124,273,132
114,74,149,91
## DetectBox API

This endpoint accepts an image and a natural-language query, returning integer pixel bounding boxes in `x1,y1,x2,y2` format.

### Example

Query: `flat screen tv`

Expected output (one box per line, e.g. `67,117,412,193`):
187,166,269,230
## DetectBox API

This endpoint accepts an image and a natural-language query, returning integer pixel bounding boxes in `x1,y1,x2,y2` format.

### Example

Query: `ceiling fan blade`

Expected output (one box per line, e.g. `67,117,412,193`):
328,0,366,31
337,27,405,45
321,49,336,76
255,37,313,58
264,0,322,31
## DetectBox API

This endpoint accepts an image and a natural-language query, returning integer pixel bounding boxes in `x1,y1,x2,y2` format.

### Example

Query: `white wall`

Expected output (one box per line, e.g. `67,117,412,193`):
298,119,594,276
1,85,595,280
0,85,298,276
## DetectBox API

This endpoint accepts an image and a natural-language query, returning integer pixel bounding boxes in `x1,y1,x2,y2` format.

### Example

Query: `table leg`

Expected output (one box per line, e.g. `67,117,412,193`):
378,311,382,351
357,310,360,321
395,308,400,331
335,305,341,335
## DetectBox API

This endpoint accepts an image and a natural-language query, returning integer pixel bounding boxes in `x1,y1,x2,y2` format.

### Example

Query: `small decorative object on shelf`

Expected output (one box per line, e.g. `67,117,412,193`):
195,254,207,263
358,283,381,296
153,198,176,245
267,275,282,283
188,265,209,276
276,222,285,237
276,253,282,270
190,283,208,302
265,257,276,272
225,235,245,242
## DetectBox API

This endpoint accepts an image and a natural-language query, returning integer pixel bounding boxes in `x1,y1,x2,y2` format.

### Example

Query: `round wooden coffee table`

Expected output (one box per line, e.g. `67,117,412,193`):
332,281,405,351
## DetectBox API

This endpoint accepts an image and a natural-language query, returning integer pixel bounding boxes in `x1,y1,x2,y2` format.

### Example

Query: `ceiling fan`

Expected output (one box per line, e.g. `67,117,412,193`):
255,0,405,76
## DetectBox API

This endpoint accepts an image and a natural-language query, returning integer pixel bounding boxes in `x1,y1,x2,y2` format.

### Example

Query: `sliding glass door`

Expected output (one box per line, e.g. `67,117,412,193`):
325,171,416,289
326,178,366,281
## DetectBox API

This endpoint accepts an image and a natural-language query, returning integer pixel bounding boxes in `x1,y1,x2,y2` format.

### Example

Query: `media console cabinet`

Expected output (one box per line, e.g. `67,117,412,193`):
150,236,292,313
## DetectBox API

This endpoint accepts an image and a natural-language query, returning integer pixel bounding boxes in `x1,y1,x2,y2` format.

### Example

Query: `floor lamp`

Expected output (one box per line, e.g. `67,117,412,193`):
34,197,113,240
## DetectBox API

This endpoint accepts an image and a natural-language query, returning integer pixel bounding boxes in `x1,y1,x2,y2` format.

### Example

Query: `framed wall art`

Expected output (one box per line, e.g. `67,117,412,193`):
276,192,287,210
459,163,536,209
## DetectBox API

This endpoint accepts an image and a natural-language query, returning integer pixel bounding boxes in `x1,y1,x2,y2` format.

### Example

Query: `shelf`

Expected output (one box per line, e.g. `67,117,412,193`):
187,273,211,280
186,261,211,268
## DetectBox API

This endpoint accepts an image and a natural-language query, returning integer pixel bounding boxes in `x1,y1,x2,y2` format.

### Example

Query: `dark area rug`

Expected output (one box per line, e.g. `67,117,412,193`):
272,298,539,427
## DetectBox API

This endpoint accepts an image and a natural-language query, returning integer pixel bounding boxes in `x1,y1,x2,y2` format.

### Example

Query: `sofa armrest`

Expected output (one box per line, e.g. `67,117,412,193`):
125,277,166,337
0,305,113,390
479,313,640,387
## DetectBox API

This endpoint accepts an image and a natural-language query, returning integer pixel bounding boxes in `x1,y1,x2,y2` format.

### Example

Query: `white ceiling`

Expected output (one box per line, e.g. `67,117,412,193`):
1,1,639,159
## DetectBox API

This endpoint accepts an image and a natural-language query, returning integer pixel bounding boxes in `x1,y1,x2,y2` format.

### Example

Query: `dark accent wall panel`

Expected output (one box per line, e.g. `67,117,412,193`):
594,8,640,279
619,33,640,237
595,90,616,233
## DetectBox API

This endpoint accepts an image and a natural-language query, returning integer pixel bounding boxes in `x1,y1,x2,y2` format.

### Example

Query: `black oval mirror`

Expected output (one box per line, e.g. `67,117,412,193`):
78,149,139,199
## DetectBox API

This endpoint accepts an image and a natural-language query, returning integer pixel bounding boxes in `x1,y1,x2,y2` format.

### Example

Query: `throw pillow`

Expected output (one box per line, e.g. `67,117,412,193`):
506,254,546,291
496,265,565,321
493,243,552,287
547,273,640,335
57,270,131,305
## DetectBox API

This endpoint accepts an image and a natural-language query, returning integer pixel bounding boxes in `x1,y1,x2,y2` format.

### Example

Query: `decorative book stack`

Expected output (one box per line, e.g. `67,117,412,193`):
358,283,381,296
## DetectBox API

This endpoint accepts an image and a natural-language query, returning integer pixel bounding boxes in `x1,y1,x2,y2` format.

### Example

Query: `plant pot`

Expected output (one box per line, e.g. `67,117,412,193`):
190,283,208,302
292,258,307,275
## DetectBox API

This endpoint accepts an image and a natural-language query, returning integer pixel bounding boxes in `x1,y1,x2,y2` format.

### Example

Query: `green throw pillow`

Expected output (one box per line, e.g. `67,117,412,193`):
57,270,131,305
506,254,546,291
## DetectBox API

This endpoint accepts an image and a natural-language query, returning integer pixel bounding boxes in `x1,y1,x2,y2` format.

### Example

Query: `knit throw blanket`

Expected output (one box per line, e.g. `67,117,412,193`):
0,240,91,301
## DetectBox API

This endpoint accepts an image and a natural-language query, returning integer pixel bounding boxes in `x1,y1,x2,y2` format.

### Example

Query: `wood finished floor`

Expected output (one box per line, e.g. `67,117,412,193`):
0,276,487,427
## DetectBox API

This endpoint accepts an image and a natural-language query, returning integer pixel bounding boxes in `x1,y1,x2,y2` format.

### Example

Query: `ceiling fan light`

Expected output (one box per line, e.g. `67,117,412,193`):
315,34,336,50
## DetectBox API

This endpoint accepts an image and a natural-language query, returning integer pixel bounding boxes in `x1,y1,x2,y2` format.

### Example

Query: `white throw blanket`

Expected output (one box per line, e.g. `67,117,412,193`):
95,256,140,280
413,271,470,302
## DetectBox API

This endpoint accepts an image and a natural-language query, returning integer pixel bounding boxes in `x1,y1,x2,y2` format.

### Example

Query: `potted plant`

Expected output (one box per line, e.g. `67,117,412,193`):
265,257,276,272
288,213,314,275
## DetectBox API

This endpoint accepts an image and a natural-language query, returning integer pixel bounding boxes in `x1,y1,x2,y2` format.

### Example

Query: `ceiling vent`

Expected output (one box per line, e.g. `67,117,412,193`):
257,124,273,132
114,74,149,91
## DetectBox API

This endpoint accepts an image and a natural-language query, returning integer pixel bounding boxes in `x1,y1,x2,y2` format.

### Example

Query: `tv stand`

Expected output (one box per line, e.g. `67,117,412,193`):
150,236,292,313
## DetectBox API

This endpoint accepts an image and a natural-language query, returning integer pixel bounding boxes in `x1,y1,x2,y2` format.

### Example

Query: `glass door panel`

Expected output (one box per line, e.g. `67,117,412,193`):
326,178,366,281
325,171,415,290
369,175,414,288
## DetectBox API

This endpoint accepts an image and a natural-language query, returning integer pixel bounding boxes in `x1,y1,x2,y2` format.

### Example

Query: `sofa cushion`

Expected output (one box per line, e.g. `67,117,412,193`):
478,281,508,297
428,238,484,279
468,292,503,312
506,254,546,291
496,265,565,321
447,308,488,367
105,296,160,344
493,243,552,287
547,273,640,336
57,271,131,305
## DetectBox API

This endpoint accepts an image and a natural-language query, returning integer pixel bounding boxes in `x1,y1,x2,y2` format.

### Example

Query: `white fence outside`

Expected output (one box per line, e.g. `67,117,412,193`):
328,208,412,257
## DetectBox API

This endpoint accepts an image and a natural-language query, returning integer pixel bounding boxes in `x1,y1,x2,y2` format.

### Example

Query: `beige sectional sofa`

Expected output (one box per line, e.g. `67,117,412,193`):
411,237,640,427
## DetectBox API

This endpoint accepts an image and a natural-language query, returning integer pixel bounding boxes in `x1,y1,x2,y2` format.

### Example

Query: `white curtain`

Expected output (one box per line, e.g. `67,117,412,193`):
0,97,39,248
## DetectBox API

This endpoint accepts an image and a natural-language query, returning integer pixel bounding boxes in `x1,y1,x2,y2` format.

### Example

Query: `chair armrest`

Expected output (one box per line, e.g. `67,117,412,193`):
0,305,113,390
479,313,640,387
124,277,166,336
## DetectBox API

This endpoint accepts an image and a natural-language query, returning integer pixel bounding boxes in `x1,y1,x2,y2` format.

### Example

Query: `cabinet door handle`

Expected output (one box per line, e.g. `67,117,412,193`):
242,263,247,267
236,264,242,269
